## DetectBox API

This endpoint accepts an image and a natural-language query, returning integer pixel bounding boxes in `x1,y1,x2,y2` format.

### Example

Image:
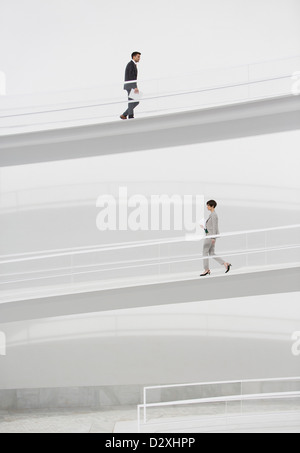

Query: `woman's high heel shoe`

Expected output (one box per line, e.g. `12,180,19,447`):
225,264,232,274
200,270,211,277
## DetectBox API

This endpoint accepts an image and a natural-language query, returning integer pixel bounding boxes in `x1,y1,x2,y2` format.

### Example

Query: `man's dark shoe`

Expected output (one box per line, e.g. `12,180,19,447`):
120,115,127,120
128,115,134,119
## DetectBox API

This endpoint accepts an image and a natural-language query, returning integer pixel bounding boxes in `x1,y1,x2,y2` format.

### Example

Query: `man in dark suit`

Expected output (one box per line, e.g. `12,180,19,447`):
120,52,141,120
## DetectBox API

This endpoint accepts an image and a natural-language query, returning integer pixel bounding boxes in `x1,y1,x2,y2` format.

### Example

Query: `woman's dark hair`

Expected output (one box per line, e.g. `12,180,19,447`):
207,200,217,208
132,51,141,58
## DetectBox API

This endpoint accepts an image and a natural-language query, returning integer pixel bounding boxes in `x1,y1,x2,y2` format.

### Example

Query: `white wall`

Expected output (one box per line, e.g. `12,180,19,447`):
0,292,299,390
0,0,299,95
0,130,299,255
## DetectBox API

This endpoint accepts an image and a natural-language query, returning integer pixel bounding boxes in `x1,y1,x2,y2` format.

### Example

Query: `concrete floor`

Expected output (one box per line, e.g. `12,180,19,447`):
1,404,300,433
0,406,137,433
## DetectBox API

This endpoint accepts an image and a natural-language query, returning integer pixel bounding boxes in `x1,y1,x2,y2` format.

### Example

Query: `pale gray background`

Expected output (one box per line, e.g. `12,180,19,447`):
0,0,300,94
0,0,300,397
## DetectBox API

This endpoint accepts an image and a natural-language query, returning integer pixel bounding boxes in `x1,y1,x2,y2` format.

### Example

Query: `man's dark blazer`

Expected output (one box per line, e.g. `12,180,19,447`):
124,61,138,92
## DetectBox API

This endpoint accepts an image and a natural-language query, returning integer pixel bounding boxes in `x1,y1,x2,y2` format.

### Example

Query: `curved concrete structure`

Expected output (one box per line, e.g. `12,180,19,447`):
0,290,299,391
0,265,299,324
0,79,299,413
0,94,300,167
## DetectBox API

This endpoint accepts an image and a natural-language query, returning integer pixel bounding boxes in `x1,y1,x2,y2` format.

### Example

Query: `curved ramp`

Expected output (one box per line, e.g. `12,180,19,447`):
1,265,299,323
0,94,300,167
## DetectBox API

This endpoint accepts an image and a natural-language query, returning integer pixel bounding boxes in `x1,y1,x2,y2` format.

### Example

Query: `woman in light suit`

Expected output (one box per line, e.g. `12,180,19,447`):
200,200,232,276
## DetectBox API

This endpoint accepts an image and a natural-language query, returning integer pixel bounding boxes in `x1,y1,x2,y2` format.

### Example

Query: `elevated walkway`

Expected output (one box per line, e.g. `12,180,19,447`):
0,94,300,167
1,54,300,166
1,225,299,322
0,263,299,323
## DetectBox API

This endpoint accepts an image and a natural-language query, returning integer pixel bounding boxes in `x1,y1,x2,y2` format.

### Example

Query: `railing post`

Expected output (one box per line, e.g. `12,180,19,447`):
144,387,147,424
137,405,141,433
0,71,6,96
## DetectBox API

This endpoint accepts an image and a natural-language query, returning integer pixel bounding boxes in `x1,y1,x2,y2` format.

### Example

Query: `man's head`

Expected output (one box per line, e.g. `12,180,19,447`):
132,52,141,63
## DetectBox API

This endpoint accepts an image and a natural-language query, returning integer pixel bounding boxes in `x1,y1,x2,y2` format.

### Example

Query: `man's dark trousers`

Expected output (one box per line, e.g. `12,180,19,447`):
123,60,139,118
123,90,140,118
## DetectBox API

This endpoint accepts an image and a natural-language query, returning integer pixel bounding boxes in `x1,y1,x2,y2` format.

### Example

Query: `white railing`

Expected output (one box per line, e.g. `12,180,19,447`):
0,73,293,119
1,224,300,263
137,377,300,432
0,55,299,134
0,225,299,297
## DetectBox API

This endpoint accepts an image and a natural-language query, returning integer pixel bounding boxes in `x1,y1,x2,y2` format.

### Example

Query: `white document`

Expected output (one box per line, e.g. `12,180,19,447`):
129,89,143,100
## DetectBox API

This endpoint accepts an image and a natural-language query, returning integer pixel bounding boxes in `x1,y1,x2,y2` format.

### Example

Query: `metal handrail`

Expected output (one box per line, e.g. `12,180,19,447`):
137,393,300,432
0,73,293,120
140,391,300,409
143,375,300,392
1,91,295,132
1,243,299,286
1,224,299,264
138,376,300,432
1,242,299,279
1,53,299,100
1,54,298,133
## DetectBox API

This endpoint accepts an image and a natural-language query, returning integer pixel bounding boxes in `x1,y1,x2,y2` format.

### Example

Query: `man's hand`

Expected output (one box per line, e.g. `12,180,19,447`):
212,239,216,245
134,88,139,94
